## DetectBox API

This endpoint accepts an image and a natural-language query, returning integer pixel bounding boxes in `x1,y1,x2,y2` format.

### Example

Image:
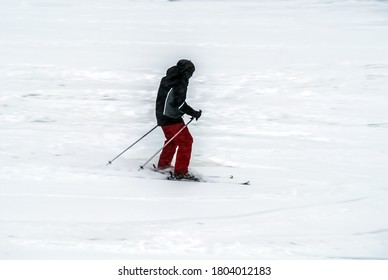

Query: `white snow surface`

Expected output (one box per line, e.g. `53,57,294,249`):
1,0,388,260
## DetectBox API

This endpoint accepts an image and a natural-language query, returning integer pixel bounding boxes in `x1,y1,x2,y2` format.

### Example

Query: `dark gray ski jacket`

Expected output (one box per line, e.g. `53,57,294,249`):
155,61,198,126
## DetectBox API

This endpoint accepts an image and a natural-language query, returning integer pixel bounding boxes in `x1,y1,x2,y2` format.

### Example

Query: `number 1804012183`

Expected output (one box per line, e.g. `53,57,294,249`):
211,266,271,276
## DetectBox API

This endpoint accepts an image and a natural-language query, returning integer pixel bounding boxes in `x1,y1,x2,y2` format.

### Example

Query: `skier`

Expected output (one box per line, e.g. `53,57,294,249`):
155,59,202,181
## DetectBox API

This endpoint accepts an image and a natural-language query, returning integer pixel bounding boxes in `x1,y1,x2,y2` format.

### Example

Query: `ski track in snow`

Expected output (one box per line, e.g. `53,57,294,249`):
1,0,388,259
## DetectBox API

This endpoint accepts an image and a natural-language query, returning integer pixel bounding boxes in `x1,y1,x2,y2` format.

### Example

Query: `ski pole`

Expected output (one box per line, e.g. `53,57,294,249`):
106,124,158,166
139,117,194,171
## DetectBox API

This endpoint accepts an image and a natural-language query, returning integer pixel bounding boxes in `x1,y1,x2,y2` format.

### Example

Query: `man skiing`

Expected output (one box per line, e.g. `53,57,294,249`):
155,59,202,181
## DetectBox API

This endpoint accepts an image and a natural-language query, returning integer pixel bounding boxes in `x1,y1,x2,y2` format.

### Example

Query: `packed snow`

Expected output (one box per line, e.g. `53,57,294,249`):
1,0,388,259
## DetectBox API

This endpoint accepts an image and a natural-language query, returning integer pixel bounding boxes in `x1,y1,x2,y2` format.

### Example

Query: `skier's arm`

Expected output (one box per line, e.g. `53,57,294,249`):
174,83,201,119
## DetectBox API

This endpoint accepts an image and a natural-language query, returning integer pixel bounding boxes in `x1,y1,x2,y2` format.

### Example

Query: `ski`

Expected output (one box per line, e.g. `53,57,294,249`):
204,177,251,185
152,164,250,185
204,174,250,185
152,164,173,175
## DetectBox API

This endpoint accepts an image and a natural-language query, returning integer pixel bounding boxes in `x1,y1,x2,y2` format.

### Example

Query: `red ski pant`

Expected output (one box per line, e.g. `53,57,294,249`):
158,123,193,175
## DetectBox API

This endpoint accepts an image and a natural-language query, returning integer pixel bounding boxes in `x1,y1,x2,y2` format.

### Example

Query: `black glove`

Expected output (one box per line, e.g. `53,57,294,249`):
193,110,202,121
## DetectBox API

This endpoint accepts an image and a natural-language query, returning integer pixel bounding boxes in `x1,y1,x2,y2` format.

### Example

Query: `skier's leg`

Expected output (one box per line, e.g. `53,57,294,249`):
174,126,193,175
157,125,178,169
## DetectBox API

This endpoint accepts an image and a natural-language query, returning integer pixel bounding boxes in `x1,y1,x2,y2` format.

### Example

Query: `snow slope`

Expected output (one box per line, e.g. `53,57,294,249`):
1,0,388,259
